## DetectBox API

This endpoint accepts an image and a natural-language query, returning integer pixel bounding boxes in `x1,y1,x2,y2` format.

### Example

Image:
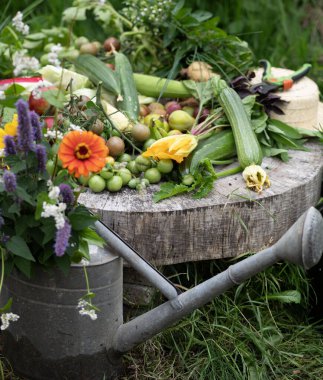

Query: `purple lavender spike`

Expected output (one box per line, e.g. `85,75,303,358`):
59,184,75,206
3,171,17,192
54,220,71,257
30,110,42,143
35,144,47,172
16,99,34,152
4,135,16,155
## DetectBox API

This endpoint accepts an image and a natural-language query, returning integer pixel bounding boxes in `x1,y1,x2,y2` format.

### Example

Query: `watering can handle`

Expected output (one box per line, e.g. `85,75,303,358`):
94,220,180,300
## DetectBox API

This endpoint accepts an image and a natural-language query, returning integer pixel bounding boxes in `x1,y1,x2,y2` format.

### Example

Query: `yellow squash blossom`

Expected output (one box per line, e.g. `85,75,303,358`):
142,134,198,163
0,114,18,149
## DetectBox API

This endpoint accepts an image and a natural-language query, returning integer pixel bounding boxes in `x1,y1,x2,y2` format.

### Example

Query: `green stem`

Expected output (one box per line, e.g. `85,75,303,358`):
0,248,5,295
211,159,235,165
216,165,243,179
83,264,90,295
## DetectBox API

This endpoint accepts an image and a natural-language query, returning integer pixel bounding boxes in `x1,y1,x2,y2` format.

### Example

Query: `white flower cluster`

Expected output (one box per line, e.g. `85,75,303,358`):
44,130,64,140
12,11,29,35
98,0,106,4
1,312,20,330
77,300,98,321
69,123,83,131
48,44,62,68
0,90,5,100
12,50,40,77
41,181,66,229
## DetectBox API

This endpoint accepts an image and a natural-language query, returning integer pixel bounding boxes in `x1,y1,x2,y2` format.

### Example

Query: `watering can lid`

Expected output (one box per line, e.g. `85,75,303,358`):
72,244,119,267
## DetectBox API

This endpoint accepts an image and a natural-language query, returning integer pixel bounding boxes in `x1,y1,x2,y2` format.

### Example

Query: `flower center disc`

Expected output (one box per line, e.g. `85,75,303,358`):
75,143,91,160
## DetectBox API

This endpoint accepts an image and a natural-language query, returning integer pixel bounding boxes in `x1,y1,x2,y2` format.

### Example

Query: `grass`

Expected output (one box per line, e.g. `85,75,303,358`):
123,260,323,380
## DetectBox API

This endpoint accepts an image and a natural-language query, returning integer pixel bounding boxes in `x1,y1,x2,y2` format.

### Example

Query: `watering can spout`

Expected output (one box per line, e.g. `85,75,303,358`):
105,207,323,358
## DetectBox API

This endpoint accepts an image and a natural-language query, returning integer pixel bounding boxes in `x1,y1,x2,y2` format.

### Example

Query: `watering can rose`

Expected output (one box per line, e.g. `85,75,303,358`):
142,134,198,163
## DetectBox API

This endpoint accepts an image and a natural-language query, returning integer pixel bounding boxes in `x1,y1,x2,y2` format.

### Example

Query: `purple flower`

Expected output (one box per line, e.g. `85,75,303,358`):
35,144,47,172
3,171,17,192
4,135,16,155
58,184,75,206
30,110,42,143
16,99,34,152
54,220,71,257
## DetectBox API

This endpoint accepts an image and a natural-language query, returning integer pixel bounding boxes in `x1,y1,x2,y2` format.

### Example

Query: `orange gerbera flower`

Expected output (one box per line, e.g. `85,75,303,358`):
58,131,108,178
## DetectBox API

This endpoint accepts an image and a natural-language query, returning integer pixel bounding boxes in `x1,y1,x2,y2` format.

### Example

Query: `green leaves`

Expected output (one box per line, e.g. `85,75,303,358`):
153,183,191,202
264,290,301,304
68,205,97,231
6,236,35,262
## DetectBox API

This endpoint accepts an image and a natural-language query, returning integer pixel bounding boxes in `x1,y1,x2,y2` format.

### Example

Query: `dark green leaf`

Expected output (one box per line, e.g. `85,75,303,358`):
80,228,105,247
15,215,39,236
0,298,12,313
4,155,26,174
6,236,35,262
14,257,32,279
78,238,90,261
153,182,191,202
35,192,50,220
16,186,35,206
4,84,26,96
262,147,289,158
68,205,97,230
265,290,301,304
40,220,56,245
268,119,302,139
54,254,71,276
42,89,65,109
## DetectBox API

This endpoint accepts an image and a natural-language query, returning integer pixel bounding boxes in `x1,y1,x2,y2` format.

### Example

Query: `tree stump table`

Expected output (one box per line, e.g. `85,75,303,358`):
79,142,323,266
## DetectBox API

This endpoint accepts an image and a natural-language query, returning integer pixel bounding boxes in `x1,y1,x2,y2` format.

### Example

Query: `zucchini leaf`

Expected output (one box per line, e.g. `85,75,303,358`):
153,183,193,202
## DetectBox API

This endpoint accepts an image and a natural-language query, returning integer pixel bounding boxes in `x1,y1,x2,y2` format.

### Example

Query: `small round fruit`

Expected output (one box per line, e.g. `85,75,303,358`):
182,174,195,186
103,37,121,52
105,156,115,165
91,119,104,135
144,168,161,184
89,175,106,193
100,168,113,180
106,175,123,192
148,102,165,113
168,110,195,131
143,138,156,150
92,41,101,50
132,123,151,142
127,160,140,174
182,106,194,117
80,42,98,55
106,136,125,157
46,159,55,175
117,153,132,163
157,159,173,174
75,36,89,48
139,105,149,117
168,130,182,136
128,178,140,189
78,174,92,186
135,156,151,172
118,168,132,185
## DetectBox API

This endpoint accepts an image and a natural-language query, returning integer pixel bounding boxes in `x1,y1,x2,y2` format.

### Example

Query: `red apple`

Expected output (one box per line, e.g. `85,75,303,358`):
28,86,57,115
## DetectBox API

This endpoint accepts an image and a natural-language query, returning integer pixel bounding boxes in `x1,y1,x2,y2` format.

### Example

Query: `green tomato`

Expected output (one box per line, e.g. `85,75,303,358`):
46,159,55,175
50,143,59,157
182,174,195,186
141,178,150,187
128,178,140,189
135,155,151,172
106,175,123,192
100,168,114,180
79,174,92,186
144,168,161,184
127,160,140,175
89,175,106,193
118,168,132,185
157,159,173,174
117,153,132,163
143,138,156,150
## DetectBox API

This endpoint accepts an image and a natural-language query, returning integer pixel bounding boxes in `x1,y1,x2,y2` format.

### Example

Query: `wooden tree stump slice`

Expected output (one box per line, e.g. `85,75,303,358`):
79,142,323,266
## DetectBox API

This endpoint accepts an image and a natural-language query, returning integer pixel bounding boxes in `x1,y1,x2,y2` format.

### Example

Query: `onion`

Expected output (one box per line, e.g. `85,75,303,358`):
187,61,215,82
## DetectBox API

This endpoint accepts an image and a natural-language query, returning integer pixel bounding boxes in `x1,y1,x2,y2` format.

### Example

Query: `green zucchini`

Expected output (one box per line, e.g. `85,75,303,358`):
133,73,191,98
115,52,140,121
214,79,263,169
180,130,236,175
74,54,121,97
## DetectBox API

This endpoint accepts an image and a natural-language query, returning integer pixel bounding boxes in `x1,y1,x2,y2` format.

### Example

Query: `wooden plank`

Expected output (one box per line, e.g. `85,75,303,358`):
79,143,323,265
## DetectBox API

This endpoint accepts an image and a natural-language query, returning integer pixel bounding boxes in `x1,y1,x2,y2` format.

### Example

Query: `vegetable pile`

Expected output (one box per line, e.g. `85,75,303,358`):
0,0,322,202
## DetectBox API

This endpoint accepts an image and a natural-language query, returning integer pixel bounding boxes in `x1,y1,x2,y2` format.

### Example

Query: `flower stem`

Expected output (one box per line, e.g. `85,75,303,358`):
215,165,243,179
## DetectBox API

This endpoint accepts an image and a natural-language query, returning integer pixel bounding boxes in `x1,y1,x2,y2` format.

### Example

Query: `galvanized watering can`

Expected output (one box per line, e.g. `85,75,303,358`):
1,207,323,380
